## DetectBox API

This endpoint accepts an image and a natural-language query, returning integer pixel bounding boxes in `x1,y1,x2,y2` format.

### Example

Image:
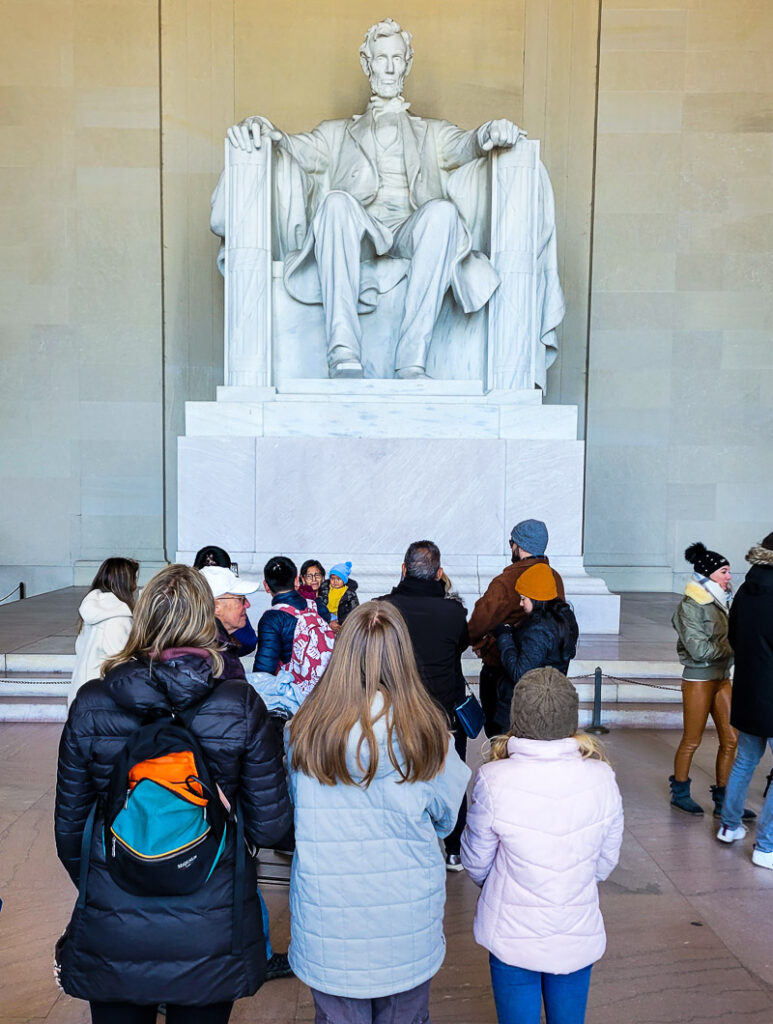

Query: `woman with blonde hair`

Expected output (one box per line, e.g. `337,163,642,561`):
461,667,623,1024
54,564,292,1024
287,600,470,1024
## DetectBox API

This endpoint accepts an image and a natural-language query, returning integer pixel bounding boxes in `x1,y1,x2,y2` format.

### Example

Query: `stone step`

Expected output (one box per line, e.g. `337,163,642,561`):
0,694,68,722
578,701,690,730
185,398,578,440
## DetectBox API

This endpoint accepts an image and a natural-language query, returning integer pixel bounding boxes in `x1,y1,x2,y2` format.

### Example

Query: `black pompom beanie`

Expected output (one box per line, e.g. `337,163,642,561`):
684,541,729,578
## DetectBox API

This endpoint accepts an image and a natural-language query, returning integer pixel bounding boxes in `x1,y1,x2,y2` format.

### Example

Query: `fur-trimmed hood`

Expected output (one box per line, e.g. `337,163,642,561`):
747,545,773,568
684,580,714,605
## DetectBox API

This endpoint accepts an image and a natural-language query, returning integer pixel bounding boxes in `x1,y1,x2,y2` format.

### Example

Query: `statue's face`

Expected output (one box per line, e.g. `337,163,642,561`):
366,34,410,98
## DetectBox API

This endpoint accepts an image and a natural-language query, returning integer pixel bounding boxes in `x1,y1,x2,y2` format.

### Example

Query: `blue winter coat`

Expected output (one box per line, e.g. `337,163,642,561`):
287,694,471,998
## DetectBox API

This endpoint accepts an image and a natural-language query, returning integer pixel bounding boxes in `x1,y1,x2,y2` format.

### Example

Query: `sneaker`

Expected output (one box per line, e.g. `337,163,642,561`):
265,951,294,981
752,849,773,870
445,854,464,873
716,824,747,843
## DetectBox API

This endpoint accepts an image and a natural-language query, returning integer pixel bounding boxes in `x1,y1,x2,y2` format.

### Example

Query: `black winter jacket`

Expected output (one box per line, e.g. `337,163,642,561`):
252,589,328,674
494,607,579,730
318,577,360,624
54,652,292,1005
379,576,469,716
729,547,773,737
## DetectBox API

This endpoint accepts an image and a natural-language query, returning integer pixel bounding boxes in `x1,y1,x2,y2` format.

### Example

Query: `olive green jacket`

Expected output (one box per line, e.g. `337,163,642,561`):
672,581,733,681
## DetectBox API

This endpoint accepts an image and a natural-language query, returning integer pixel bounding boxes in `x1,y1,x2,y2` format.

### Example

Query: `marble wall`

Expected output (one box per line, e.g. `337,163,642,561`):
585,0,773,590
0,0,165,599
2,0,769,599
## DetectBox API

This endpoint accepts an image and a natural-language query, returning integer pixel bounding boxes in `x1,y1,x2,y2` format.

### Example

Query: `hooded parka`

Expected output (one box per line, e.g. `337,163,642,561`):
54,651,292,1005
69,590,133,706
729,545,773,737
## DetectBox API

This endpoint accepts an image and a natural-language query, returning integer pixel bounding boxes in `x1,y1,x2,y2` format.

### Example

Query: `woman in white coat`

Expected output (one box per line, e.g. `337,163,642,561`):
461,667,623,1024
68,557,138,706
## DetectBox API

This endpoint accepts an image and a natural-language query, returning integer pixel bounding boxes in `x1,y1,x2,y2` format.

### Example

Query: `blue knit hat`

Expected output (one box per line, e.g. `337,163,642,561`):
329,561,352,584
510,519,548,557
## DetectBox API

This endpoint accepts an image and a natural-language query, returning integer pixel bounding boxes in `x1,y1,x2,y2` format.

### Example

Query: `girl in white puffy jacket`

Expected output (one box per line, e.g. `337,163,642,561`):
461,667,624,1024
68,557,138,706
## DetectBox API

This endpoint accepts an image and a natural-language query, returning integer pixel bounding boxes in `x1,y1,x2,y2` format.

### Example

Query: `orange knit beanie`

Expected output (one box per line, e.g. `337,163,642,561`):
515,563,558,602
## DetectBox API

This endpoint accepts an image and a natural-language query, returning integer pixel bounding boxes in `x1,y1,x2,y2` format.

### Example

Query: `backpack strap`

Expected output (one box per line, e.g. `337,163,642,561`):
231,798,245,956
273,603,300,619
174,691,214,730
75,800,98,910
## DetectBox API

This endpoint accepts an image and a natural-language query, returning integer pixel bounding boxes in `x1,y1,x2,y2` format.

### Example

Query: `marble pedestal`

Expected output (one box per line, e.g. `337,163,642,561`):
177,380,620,632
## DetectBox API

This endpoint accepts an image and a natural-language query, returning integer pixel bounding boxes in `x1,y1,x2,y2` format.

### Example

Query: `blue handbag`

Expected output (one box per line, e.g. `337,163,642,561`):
455,686,485,739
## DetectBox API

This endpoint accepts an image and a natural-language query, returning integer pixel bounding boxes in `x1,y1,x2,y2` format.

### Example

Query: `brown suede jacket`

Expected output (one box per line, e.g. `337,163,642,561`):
468,556,565,667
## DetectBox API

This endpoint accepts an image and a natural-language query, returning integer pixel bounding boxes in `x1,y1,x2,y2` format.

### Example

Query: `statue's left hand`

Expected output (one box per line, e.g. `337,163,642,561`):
477,119,524,152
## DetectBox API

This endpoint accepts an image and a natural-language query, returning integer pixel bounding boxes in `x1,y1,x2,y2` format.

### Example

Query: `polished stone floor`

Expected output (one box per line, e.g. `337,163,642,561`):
2,725,772,1023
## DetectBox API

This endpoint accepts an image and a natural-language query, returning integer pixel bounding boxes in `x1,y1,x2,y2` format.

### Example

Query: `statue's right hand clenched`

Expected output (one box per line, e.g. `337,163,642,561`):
227,116,283,152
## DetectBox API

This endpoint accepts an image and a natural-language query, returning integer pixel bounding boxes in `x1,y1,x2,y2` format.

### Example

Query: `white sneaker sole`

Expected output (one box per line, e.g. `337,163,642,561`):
752,849,773,869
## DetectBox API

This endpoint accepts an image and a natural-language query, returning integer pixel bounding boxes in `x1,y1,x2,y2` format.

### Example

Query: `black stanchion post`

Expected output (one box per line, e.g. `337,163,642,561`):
19,582,26,599
586,666,609,735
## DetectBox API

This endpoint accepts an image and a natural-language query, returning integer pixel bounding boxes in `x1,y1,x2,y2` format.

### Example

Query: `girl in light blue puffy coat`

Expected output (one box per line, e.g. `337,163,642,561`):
287,601,471,1024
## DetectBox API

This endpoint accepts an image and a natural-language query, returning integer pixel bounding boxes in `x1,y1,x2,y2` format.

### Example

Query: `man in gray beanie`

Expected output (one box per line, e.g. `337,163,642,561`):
469,519,565,734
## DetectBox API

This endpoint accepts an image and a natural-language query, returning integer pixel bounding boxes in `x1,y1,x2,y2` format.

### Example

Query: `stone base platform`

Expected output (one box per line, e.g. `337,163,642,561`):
178,379,621,634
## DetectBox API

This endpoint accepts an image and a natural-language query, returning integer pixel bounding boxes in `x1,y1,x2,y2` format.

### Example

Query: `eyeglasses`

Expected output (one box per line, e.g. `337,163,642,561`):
218,595,247,605
304,573,323,582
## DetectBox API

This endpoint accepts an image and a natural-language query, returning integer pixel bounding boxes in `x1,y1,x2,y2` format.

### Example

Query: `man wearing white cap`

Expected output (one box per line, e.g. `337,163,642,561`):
200,565,261,681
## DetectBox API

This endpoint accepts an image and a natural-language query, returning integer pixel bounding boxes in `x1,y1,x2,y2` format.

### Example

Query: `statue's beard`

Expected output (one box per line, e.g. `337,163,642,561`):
369,75,406,100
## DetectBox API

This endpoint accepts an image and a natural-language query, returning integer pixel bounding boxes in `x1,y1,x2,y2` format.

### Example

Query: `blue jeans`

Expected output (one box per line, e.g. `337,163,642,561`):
723,731,773,852
489,954,592,1024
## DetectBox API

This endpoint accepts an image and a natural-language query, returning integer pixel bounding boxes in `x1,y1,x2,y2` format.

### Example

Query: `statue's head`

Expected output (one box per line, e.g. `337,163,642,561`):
359,18,413,99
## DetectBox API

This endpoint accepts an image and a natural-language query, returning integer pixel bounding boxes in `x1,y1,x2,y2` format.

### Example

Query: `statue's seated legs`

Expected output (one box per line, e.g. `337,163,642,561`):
312,191,464,379
391,199,461,376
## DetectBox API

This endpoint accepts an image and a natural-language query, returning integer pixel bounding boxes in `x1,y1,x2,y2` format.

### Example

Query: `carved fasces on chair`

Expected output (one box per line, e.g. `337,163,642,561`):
488,140,539,392
223,141,272,387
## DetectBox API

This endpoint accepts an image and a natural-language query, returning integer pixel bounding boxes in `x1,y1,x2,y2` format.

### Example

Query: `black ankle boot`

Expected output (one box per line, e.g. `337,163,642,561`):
710,784,757,821
669,776,704,815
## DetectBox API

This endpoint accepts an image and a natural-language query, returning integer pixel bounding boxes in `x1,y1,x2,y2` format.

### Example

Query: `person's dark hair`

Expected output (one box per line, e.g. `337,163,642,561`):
90,557,139,609
193,545,231,570
529,597,579,661
79,557,140,633
404,540,441,581
264,555,298,595
300,559,326,579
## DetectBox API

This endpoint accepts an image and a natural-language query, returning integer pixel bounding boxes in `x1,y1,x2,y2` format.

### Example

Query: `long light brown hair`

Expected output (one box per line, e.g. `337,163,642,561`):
102,564,223,677
289,601,449,787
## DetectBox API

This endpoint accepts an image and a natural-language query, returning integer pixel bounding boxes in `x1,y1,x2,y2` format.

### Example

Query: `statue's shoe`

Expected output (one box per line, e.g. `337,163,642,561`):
330,359,364,379
395,366,431,380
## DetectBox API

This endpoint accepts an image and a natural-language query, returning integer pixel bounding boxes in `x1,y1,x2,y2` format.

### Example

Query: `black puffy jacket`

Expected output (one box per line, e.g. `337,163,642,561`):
318,578,360,624
379,576,469,715
494,606,579,730
729,549,773,737
54,652,292,1006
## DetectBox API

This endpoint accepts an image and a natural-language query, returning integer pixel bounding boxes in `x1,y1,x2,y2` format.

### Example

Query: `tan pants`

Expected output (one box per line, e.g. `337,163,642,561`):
674,678,737,786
